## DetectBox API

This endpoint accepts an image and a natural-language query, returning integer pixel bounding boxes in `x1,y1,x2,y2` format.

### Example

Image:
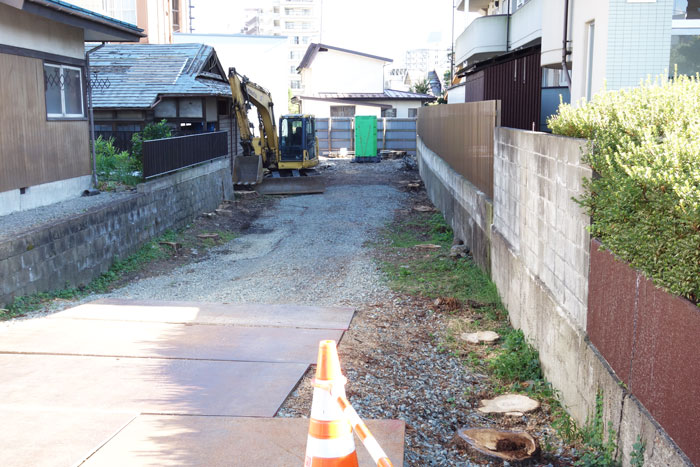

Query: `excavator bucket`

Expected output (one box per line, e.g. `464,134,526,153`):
255,172,326,195
233,155,263,185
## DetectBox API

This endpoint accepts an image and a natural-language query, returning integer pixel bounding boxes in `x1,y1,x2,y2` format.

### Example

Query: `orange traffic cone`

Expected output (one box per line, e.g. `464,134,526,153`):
304,340,359,467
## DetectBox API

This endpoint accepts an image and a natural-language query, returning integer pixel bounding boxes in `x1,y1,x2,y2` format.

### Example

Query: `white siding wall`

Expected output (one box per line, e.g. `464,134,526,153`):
302,49,387,94
0,4,84,59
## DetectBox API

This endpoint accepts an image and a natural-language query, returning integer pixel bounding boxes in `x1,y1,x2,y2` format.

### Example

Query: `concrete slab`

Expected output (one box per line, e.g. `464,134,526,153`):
81,416,405,467
52,299,355,330
0,318,342,364
0,354,307,417
0,408,136,467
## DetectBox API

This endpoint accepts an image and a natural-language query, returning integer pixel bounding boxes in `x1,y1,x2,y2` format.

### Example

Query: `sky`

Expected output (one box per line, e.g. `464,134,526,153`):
191,0,468,65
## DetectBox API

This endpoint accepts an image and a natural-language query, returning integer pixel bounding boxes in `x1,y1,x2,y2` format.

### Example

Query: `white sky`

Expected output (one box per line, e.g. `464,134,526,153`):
191,0,468,65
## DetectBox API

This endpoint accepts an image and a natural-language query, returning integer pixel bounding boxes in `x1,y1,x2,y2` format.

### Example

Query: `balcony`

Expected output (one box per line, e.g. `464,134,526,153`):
509,0,542,50
455,14,508,67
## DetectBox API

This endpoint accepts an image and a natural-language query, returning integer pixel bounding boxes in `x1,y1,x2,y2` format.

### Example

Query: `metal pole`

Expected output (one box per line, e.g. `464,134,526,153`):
562,0,572,89
450,0,455,85
86,42,106,191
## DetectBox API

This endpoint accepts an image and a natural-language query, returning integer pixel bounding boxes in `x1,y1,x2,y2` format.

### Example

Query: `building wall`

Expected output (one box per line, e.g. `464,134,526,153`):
569,0,609,102
299,100,382,118
0,52,91,212
540,0,570,68
605,0,673,90
0,3,84,59
0,158,233,307
301,51,387,94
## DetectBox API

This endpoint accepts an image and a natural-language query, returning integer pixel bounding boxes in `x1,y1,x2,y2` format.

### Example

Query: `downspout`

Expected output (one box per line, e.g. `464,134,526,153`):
562,0,572,89
86,42,105,194
506,0,511,51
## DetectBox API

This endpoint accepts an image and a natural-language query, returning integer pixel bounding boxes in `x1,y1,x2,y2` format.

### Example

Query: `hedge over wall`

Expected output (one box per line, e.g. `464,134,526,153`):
548,75,700,303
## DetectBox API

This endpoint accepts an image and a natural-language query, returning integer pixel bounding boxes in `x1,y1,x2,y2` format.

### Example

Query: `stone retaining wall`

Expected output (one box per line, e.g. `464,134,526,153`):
417,136,492,273
418,125,691,465
0,158,233,307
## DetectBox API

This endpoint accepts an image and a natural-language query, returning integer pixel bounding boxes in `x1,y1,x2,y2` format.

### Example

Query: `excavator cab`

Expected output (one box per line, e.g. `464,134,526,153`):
278,115,317,168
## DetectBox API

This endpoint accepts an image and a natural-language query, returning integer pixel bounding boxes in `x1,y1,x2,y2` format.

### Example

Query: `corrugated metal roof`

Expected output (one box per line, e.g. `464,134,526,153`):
312,89,435,100
43,0,142,31
88,43,231,109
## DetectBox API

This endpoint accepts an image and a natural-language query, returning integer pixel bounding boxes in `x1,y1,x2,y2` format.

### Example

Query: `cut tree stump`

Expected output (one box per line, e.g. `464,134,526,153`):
158,241,181,251
455,427,539,462
414,244,442,250
197,233,221,240
477,394,540,415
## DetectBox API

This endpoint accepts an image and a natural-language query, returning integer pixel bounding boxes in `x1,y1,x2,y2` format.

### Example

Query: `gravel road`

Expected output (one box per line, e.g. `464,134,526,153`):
99,159,409,306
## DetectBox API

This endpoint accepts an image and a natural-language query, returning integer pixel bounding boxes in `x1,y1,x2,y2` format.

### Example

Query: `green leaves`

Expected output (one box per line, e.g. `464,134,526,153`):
549,75,700,303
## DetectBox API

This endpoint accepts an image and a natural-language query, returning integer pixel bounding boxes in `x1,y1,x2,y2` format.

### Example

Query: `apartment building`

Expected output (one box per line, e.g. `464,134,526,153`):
451,0,698,130
69,0,190,43
405,48,451,82
240,0,321,96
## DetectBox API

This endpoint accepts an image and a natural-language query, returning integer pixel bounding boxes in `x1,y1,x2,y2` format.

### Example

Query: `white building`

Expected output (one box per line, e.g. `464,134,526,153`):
239,0,321,97
174,32,288,119
453,0,698,117
404,48,451,84
296,43,435,118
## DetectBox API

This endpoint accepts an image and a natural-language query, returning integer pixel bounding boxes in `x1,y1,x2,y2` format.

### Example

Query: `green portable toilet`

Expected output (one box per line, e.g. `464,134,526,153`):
354,115,378,161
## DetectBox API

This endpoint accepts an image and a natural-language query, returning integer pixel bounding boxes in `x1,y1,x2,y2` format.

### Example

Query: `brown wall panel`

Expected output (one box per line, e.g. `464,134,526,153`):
482,47,542,131
588,238,700,465
0,53,90,193
417,101,500,199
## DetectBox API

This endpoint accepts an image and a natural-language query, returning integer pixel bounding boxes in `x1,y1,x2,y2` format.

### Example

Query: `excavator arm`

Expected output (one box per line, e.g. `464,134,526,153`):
228,68,278,169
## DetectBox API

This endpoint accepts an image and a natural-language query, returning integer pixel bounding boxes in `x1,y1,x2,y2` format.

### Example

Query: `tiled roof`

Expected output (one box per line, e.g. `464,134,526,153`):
88,43,232,109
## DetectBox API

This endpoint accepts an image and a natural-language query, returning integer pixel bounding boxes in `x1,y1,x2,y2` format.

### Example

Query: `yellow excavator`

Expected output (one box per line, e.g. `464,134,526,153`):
228,68,324,195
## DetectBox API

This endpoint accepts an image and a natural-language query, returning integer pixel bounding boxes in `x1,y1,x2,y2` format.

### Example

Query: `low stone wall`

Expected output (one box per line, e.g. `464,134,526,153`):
417,136,492,273
0,158,233,307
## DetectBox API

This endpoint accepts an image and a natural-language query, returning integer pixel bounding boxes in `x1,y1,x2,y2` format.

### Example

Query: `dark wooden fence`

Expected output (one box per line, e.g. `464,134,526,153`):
416,101,500,199
96,130,138,152
142,131,228,179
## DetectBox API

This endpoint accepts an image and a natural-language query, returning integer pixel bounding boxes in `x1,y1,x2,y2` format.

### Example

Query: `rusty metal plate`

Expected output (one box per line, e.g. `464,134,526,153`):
0,318,342,364
82,416,405,467
52,299,355,330
0,409,136,467
0,354,307,417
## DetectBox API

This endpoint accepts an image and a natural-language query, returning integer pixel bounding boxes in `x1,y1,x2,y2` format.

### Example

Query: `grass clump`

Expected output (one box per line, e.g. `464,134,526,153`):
548,74,700,303
489,329,543,383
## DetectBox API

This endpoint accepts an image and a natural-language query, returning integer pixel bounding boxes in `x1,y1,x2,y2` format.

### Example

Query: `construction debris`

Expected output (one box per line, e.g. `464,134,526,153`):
414,244,442,250
477,394,540,415
158,241,181,252
450,244,469,258
460,331,500,344
455,427,539,462
197,233,220,240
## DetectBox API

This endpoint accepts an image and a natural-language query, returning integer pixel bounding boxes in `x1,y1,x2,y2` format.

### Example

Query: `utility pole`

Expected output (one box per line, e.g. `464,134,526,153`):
450,0,455,85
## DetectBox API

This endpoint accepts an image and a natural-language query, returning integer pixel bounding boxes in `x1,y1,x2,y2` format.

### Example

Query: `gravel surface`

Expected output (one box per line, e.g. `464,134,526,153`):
0,191,136,242
96,159,409,306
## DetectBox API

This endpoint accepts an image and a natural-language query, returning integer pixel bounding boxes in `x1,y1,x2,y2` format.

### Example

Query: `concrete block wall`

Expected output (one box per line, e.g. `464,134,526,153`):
417,136,492,273
419,124,690,465
494,128,591,329
0,158,233,307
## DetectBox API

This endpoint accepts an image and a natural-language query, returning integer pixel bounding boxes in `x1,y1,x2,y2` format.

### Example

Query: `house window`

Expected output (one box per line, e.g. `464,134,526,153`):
172,0,180,32
408,108,419,118
585,21,596,100
290,65,297,73
330,105,355,117
291,80,301,89
381,108,396,117
44,64,84,118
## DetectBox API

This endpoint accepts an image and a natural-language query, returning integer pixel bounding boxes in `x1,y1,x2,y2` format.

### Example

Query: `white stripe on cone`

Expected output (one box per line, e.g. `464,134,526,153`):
304,435,357,459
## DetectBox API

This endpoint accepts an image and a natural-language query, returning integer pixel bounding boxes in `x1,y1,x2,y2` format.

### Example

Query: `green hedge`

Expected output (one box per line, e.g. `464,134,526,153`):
548,75,700,303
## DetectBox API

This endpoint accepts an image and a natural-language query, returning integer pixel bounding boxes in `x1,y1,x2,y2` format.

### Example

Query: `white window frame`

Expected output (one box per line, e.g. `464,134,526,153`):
44,63,85,119
585,21,596,101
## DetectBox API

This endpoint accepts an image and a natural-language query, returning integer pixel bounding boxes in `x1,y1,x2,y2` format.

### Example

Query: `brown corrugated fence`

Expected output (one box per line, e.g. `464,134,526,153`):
416,101,500,199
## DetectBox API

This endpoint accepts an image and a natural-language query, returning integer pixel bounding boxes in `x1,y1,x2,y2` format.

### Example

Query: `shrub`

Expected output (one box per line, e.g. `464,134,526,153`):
131,119,172,170
548,75,700,303
95,136,141,186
